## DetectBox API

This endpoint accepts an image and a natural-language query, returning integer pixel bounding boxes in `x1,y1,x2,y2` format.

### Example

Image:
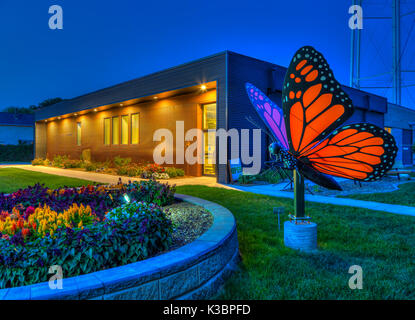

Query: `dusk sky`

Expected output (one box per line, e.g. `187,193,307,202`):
0,0,414,109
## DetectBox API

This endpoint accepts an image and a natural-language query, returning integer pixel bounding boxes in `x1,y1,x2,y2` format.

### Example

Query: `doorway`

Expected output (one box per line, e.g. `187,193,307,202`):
202,103,216,176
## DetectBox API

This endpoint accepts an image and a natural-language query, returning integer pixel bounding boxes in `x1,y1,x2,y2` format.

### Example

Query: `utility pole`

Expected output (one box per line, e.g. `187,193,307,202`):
350,0,362,89
350,0,415,107
392,0,401,105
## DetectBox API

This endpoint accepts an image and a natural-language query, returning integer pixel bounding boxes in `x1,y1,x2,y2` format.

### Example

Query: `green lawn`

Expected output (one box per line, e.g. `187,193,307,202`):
0,168,100,193
344,182,415,207
176,185,415,299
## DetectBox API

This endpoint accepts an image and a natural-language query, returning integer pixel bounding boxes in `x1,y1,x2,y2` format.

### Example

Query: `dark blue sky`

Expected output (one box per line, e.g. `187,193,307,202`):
0,0,413,109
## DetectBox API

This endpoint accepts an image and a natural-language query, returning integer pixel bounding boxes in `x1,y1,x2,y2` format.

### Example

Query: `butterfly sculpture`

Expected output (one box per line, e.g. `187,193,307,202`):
246,46,398,191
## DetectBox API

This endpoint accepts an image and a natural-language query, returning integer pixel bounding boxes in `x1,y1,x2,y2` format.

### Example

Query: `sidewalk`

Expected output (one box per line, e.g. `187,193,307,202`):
3,165,227,188
231,184,415,217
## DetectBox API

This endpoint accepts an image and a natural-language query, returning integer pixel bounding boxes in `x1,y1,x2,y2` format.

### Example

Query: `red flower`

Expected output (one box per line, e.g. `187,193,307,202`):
25,206,35,219
22,228,30,239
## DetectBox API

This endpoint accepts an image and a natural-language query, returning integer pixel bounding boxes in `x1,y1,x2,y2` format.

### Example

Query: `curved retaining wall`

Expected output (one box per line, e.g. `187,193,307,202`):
0,194,239,300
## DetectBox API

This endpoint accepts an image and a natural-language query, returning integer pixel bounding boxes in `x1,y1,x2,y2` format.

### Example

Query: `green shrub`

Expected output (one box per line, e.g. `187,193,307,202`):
31,158,45,166
165,167,185,178
126,179,176,206
84,161,97,172
51,155,68,168
0,144,33,162
114,156,132,168
62,159,83,169
255,169,284,184
238,174,256,184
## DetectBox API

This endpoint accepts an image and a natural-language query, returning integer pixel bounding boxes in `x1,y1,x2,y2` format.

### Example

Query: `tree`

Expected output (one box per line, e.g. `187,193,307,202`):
2,98,64,114
37,98,63,109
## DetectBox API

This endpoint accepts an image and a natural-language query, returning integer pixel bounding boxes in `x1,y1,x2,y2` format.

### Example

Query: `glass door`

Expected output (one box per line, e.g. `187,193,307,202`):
202,103,216,176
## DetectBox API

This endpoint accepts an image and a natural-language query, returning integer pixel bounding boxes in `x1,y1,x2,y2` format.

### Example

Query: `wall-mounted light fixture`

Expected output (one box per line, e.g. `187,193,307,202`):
201,84,207,91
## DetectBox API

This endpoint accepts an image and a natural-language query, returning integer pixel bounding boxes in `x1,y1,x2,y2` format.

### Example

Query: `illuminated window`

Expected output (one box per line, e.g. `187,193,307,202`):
131,113,140,144
121,115,129,145
104,118,111,145
202,103,217,175
384,127,392,134
76,122,81,146
203,103,216,130
112,116,119,145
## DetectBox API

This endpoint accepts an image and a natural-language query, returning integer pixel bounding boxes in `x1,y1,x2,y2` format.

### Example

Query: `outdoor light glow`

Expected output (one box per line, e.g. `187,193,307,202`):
201,84,207,91
153,96,158,100
123,193,131,203
58,117,61,120
94,108,98,112
120,103,123,106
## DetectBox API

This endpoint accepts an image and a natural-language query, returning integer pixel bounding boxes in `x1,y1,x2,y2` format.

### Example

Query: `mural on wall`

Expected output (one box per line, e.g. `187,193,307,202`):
246,46,398,218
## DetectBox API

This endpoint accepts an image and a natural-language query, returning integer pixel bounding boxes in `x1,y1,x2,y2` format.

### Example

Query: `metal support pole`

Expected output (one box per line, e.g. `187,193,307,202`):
293,169,305,218
392,0,401,105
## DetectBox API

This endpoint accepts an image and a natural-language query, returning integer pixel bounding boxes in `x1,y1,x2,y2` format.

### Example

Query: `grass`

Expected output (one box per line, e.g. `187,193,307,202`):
176,185,415,299
344,182,415,207
0,168,100,193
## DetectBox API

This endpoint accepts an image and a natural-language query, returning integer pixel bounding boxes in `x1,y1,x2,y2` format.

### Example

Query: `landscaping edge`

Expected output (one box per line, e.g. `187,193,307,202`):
0,194,239,300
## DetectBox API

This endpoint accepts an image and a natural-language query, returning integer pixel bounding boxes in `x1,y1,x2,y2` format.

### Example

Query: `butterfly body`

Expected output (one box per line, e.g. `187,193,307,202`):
268,141,342,190
246,46,397,191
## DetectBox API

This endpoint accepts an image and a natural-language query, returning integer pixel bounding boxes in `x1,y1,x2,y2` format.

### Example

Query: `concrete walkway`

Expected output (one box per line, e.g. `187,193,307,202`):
3,165,415,217
2,165,229,188
231,184,415,217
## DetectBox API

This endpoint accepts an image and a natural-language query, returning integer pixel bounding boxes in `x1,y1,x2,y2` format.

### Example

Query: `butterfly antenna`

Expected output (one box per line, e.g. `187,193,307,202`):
245,116,275,141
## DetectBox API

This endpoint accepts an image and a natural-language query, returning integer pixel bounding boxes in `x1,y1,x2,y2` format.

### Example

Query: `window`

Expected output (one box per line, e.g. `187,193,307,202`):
112,116,120,145
384,127,392,134
121,115,129,145
131,113,140,144
76,122,81,146
104,118,111,145
202,103,216,175
203,103,216,130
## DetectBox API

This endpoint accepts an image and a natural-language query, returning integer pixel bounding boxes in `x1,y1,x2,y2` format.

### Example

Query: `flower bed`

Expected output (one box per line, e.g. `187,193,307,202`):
32,155,185,179
0,179,177,289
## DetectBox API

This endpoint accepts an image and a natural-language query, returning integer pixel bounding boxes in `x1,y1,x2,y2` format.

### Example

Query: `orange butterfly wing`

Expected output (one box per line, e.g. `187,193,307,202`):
282,46,354,157
300,123,398,181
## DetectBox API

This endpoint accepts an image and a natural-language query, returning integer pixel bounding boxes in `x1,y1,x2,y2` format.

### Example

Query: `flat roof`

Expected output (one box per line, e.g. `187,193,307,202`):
0,112,34,126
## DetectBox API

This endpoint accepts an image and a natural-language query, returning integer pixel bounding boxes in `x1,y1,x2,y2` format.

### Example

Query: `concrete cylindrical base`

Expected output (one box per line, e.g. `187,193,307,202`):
284,221,317,251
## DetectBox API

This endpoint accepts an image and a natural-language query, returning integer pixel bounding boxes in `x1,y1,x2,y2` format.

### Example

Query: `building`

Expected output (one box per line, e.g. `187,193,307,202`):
385,103,415,166
0,112,34,145
34,51,393,183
